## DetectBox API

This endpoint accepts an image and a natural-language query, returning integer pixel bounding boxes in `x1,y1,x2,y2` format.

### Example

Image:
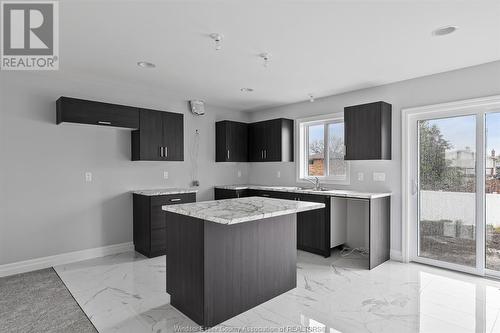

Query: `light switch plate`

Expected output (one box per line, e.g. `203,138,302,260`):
357,172,364,181
277,171,281,178
373,172,386,182
85,172,92,183
237,170,242,178
163,171,169,179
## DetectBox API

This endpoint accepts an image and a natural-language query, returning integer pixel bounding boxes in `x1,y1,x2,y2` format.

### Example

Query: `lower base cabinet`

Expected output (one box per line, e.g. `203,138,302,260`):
213,188,391,269
216,188,331,257
133,192,196,258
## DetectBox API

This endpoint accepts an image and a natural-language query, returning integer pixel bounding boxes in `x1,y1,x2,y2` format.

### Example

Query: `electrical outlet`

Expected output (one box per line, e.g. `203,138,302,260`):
357,172,364,181
237,170,242,178
277,171,281,178
85,172,92,183
373,172,386,182
163,171,169,179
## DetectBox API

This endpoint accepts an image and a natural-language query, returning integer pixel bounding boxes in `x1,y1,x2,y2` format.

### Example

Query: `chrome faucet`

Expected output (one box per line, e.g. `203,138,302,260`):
305,177,321,191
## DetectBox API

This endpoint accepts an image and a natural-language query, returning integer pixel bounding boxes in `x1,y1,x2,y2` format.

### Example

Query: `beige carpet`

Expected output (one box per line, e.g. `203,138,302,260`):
0,268,97,333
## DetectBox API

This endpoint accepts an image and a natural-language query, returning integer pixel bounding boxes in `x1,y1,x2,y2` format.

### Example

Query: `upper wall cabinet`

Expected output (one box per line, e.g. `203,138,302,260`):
56,97,139,129
216,121,248,162
57,97,184,161
132,109,184,161
248,118,294,162
344,101,392,160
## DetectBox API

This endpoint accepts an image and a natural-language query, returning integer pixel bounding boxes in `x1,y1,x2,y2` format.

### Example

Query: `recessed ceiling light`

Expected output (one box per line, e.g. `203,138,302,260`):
137,61,156,68
433,25,458,36
240,88,254,92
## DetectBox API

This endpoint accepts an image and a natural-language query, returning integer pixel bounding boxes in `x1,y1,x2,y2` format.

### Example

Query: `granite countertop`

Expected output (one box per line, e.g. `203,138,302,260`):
132,188,198,196
162,196,325,225
214,184,391,199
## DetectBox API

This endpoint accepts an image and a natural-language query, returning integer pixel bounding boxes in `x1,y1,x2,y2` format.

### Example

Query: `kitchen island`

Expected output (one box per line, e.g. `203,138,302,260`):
162,196,325,327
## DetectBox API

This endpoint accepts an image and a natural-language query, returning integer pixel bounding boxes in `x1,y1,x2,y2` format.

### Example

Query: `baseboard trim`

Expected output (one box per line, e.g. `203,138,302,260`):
390,249,403,262
0,242,134,278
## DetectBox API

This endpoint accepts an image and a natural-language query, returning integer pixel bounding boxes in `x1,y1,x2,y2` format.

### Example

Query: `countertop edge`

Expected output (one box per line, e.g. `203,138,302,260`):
214,185,391,199
162,201,325,225
131,188,199,196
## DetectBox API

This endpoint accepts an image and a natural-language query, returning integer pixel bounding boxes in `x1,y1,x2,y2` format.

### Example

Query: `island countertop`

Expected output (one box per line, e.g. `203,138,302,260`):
162,196,325,225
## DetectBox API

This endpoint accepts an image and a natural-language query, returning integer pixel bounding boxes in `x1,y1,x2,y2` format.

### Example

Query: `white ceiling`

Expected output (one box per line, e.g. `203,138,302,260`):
58,0,500,111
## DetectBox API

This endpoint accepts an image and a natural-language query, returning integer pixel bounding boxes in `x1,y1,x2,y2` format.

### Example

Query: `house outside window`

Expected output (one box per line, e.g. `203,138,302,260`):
297,113,350,184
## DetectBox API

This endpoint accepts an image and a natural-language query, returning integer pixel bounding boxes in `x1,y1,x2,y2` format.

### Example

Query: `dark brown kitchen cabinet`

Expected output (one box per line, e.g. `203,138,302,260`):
133,192,196,258
344,101,392,160
216,121,248,162
214,188,248,199
131,109,184,161
56,96,139,129
243,189,330,256
248,118,294,162
296,193,330,256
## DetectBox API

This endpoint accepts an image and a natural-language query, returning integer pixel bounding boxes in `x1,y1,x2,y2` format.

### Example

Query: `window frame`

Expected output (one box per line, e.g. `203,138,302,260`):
296,112,350,185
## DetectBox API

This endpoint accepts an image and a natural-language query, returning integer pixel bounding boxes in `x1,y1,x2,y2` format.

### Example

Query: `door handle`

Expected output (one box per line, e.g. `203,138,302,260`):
170,198,181,202
411,180,418,195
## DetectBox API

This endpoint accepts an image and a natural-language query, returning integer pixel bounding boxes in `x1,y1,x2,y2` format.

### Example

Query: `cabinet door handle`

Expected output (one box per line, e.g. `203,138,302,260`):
165,147,168,158
261,150,264,159
264,150,267,159
98,121,111,125
170,198,181,202
261,194,270,197
227,150,230,160
159,146,164,157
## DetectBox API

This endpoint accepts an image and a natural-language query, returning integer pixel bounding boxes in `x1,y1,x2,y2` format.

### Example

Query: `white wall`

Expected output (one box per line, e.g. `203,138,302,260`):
0,72,250,265
246,60,500,254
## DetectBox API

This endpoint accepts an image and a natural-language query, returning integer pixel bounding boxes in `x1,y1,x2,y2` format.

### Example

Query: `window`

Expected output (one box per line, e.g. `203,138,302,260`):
297,114,349,184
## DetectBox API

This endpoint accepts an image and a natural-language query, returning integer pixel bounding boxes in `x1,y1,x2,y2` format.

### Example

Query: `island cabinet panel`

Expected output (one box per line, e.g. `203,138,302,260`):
344,101,392,160
215,121,248,162
165,213,297,328
165,213,205,324
131,109,184,161
133,193,196,258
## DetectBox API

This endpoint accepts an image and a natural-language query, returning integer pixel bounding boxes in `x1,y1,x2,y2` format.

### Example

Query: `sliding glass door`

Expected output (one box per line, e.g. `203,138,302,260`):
486,112,500,272
406,100,500,276
418,115,477,267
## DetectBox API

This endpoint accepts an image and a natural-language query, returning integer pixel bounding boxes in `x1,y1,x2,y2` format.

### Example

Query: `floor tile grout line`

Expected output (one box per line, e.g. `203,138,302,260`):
52,267,100,333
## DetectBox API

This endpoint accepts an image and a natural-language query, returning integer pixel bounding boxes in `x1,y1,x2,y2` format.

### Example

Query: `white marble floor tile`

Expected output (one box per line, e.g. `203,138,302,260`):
55,249,500,333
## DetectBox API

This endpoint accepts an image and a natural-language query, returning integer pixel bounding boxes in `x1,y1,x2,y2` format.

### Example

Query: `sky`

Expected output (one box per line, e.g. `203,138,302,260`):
308,123,344,144
425,113,500,155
